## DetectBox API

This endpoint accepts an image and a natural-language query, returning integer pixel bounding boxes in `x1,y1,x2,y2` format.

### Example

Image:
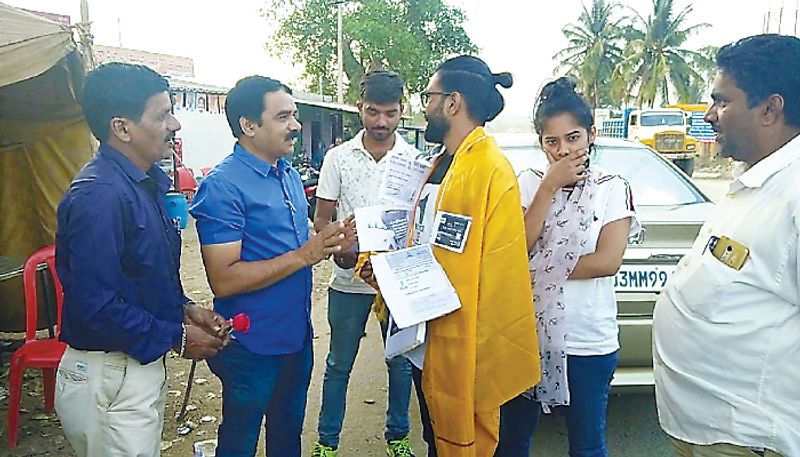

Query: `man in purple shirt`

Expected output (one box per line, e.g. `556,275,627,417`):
55,63,227,457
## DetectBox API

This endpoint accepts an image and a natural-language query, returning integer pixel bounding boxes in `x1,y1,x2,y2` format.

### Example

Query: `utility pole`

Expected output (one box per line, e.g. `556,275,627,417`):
78,0,96,69
779,1,784,33
80,0,89,26
327,0,351,103
767,9,772,33
337,2,343,104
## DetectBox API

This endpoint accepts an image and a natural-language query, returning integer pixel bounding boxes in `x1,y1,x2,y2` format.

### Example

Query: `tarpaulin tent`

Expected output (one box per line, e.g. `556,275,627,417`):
0,3,95,331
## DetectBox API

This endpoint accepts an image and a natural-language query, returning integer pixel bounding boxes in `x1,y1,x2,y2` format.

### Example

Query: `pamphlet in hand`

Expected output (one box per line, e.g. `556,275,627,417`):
354,205,412,252
371,244,461,328
378,153,430,206
385,315,426,359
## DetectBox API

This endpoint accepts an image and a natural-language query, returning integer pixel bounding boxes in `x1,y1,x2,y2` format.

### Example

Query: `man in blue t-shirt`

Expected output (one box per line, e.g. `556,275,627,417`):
190,76,355,456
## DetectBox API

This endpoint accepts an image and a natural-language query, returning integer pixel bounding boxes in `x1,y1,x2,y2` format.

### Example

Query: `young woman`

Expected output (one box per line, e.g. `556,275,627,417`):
496,77,639,457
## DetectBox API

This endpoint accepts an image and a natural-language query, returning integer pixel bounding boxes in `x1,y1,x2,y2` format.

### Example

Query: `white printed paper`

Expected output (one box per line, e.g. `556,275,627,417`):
354,205,412,252
379,153,430,205
385,316,426,359
371,244,461,328
403,339,427,369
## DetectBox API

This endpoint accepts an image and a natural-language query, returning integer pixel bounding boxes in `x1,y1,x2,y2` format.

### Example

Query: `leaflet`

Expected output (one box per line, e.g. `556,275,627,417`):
353,205,412,252
378,153,430,205
371,244,461,328
385,316,426,359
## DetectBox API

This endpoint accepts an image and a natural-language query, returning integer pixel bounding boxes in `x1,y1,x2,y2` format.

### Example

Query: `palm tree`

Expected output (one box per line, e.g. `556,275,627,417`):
612,0,710,107
680,45,719,103
555,0,627,108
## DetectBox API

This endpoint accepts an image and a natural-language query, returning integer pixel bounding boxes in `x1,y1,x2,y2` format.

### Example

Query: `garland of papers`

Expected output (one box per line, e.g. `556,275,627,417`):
354,152,462,360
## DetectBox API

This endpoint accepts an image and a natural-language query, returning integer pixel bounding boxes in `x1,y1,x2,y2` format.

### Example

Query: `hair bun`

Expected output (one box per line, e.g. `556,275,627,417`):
553,76,577,91
538,76,580,104
532,75,594,135
493,72,513,89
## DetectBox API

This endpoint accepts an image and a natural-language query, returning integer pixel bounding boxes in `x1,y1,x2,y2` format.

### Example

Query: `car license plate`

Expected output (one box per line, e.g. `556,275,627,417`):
613,265,675,292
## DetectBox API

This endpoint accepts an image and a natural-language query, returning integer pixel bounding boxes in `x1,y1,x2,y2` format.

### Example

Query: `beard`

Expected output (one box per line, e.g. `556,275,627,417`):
424,108,449,144
366,125,395,142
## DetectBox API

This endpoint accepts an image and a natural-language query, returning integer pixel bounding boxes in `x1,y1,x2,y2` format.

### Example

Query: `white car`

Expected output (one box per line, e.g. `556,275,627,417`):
497,134,714,387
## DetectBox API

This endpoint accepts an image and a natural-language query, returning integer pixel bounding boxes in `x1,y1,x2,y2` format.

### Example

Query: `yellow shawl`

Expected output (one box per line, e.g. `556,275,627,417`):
422,127,540,456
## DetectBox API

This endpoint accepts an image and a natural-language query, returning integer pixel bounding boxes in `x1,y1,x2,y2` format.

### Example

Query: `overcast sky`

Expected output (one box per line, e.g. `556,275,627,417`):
7,0,791,125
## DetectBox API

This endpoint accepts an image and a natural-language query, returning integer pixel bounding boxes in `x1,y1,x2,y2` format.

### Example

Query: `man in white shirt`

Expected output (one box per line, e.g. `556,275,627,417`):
311,70,419,457
653,34,800,457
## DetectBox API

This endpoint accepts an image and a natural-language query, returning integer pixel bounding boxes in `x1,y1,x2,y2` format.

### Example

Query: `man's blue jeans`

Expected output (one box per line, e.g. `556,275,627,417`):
317,289,413,447
495,351,619,457
207,339,313,457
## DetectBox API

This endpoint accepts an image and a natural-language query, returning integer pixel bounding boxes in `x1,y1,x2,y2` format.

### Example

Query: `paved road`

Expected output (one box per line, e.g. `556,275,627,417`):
531,389,670,456
693,176,730,202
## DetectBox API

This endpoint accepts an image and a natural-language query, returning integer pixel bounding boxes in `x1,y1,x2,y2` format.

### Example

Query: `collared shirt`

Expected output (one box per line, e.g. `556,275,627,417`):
189,143,311,356
56,144,184,365
653,134,800,456
316,130,419,294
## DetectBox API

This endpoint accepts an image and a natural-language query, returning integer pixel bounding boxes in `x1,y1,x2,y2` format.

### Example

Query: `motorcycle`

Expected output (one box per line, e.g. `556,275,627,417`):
293,158,320,220
303,180,318,221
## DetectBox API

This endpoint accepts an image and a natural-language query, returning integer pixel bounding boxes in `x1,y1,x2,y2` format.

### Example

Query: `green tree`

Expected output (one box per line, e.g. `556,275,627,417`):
612,0,710,107
554,0,627,108
263,0,477,103
680,45,719,103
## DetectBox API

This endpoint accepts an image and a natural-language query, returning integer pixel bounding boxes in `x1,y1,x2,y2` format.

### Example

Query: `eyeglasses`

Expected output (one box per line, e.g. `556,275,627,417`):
420,91,453,107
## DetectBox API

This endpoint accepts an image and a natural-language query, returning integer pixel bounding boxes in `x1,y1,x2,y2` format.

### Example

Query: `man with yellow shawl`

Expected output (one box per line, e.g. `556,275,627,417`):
362,55,540,456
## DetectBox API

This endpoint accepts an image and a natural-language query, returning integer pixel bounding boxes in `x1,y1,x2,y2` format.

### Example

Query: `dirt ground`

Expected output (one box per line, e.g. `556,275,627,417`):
0,219,425,456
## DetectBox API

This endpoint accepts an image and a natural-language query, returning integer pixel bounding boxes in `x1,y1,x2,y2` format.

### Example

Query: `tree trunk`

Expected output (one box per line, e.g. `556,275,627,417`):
342,38,364,103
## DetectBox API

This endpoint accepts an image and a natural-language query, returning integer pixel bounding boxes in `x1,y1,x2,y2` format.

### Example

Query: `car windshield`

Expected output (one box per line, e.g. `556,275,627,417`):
503,144,707,206
640,113,684,127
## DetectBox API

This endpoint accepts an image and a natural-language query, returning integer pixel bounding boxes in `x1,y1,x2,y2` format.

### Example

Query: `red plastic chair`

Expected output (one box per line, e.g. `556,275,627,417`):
7,245,67,447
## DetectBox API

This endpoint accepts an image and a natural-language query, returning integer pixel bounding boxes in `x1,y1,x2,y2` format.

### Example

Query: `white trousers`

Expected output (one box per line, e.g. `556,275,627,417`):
55,346,168,457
